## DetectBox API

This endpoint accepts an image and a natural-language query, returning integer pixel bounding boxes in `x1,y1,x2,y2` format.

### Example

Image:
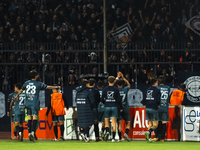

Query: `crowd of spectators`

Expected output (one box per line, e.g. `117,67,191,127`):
0,0,200,89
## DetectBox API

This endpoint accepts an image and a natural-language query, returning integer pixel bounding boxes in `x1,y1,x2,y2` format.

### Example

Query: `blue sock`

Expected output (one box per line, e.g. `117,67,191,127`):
54,126,58,139
161,123,167,140
16,126,20,133
32,120,37,133
94,123,99,138
112,132,116,139
80,128,84,134
118,131,121,140
125,128,129,135
28,120,32,133
14,131,17,136
106,127,109,133
84,126,90,138
20,127,23,134
102,127,105,133
149,128,153,139
60,125,64,137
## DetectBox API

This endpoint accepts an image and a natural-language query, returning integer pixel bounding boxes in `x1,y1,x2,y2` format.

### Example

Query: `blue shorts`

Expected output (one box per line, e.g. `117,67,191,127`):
14,114,25,123
104,107,118,118
145,108,158,121
26,106,39,116
52,115,64,122
93,108,98,121
118,110,130,122
158,110,169,122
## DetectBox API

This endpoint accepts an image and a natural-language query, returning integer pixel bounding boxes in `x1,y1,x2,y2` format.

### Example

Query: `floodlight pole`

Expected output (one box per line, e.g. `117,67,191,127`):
103,0,107,73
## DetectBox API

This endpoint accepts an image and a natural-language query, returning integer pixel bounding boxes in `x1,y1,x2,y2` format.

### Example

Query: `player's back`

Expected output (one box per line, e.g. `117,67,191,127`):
102,85,120,108
8,92,17,115
143,86,161,110
118,86,130,108
14,91,26,115
22,80,47,107
98,88,104,113
157,85,170,112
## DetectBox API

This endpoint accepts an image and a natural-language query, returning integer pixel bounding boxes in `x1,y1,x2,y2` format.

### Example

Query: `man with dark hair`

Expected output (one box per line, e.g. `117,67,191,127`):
75,79,96,142
87,78,101,142
97,80,105,139
102,76,122,142
13,83,26,141
170,83,186,105
116,72,131,142
142,78,161,142
155,75,170,142
46,86,69,141
14,70,60,142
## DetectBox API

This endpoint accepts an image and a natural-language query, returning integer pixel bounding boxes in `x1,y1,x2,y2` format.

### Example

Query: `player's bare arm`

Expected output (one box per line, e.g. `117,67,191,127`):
14,89,23,101
46,86,61,89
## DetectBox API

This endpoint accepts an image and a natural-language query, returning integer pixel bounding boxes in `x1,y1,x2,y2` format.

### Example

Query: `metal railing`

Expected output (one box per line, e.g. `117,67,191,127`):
0,42,200,90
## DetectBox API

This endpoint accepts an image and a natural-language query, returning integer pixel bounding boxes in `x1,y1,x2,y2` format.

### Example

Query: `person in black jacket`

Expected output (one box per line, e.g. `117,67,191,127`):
87,78,101,142
102,76,122,142
75,79,96,142
142,79,161,142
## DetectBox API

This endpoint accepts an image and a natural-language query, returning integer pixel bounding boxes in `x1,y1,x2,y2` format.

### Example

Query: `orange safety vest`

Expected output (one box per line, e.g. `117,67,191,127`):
51,93,66,116
170,90,185,105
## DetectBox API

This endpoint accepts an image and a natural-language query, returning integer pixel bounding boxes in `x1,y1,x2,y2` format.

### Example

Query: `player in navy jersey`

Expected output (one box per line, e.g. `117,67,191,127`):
14,71,60,142
155,76,170,142
7,91,18,139
116,72,131,142
142,79,161,142
102,76,122,142
87,78,102,142
13,83,26,141
97,80,105,140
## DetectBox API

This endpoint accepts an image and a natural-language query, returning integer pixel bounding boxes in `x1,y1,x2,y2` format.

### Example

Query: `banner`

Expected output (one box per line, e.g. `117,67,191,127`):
127,106,181,140
184,76,200,104
182,106,200,141
0,92,5,118
185,15,200,36
111,23,133,47
11,107,181,140
12,108,61,139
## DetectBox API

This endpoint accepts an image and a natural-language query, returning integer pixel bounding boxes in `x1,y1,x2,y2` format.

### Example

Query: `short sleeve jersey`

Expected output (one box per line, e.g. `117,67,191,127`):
22,80,47,107
118,86,130,109
14,91,26,115
157,85,170,112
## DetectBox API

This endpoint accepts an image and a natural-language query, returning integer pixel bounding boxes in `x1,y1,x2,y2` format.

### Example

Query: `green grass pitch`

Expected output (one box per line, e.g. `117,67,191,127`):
0,140,199,150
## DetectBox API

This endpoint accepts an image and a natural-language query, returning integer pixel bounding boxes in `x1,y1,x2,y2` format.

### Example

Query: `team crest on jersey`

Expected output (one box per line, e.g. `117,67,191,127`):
184,76,200,103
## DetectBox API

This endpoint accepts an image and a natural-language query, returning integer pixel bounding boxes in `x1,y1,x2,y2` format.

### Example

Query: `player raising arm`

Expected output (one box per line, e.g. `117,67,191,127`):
142,79,161,143
14,70,60,142
116,72,131,142
102,76,122,142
